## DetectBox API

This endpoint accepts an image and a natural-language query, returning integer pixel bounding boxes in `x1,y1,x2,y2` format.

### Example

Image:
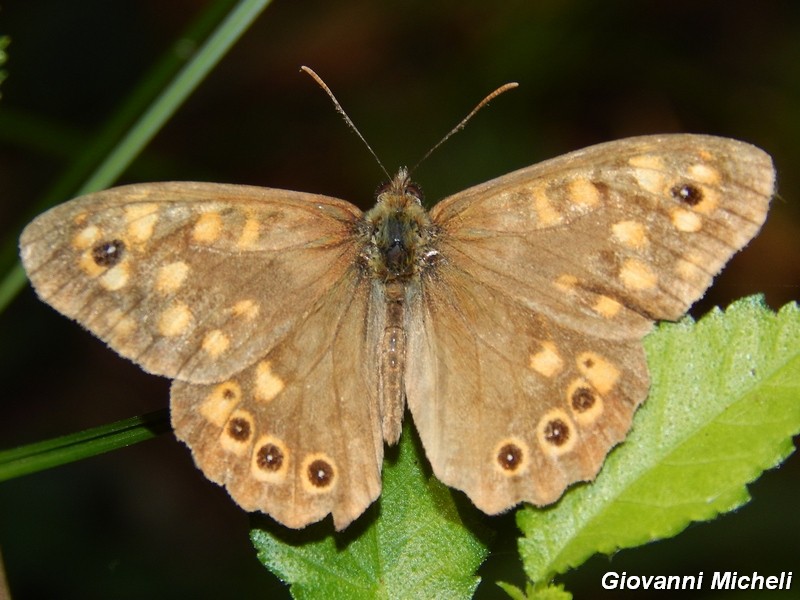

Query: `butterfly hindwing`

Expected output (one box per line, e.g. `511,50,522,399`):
171,266,384,530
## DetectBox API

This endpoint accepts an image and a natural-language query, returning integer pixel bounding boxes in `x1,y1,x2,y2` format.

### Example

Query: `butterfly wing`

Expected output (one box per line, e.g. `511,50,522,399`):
20,182,360,384
171,266,383,529
406,134,774,513
20,182,384,529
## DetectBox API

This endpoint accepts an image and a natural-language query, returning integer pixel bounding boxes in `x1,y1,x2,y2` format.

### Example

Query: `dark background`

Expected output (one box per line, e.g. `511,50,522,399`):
1,1,798,598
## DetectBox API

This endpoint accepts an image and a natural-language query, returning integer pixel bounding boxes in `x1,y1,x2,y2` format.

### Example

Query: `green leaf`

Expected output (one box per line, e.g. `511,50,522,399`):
251,425,490,599
518,297,800,585
498,581,572,600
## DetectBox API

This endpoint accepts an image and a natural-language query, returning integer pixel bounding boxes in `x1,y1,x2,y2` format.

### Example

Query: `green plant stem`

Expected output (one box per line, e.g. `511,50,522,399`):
0,410,171,481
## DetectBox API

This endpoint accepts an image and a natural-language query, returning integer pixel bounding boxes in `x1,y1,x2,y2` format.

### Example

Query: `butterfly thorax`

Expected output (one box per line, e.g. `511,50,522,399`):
360,168,435,283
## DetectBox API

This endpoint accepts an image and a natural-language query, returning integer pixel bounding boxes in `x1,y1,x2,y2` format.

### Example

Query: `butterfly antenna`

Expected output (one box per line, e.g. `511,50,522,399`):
301,66,391,180
410,82,519,174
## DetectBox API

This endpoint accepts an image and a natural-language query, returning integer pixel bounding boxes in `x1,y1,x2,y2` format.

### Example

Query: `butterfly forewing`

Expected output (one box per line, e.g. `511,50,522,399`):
20,182,362,384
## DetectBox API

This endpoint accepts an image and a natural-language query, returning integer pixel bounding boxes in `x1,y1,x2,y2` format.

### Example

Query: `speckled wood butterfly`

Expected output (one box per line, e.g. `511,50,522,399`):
19,133,773,529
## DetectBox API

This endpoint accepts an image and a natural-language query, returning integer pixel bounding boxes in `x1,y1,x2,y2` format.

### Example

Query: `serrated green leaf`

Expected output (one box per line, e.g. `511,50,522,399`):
498,581,572,600
251,424,489,599
518,297,800,584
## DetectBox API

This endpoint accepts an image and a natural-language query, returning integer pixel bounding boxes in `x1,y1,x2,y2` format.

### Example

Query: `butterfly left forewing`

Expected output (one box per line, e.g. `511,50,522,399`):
407,134,774,514
19,182,362,384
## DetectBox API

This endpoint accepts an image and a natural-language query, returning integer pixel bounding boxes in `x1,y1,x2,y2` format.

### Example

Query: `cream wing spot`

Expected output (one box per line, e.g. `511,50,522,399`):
567,178,601,207
619,258,658,291
254,361,285,403
529,341,564,378
577,351,620,394
493,437,530,476
125,203,159,243
611,220,648,249
158,301,193,337
72,225,101,250
301,453,337,494
200,381,242,427
628,155,666,194
251,436,289,482
220,409,255,456
192,212,223,243
202,329,230,357
675,253,713,290
592,295,622,318
670,207,703,232
99,263,130,291
688,162,721,184
536,409,577,457
231,299,260,320
237,217,260,248
530,184,562,226
553,274,578,294
155,261,190,294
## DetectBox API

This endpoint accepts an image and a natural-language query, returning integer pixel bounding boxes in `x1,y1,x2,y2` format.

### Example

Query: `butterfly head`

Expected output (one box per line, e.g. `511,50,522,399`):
361,168,435,282
374,167,425,208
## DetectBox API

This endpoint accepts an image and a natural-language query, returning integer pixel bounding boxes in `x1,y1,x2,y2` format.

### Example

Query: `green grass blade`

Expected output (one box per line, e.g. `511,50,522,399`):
0,409,170,481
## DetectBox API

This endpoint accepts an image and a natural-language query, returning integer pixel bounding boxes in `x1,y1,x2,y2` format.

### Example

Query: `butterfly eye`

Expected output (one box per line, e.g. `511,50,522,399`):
403,181,424,204
374,181,393,198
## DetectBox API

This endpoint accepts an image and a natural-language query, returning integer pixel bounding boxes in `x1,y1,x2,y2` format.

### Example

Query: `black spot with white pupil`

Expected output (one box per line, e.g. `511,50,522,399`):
544,419,570,446
307,459,334,487
256,444,284,471
91,239,125,267
497,443,523,471
571,387,596,412
671,183,703,206
227,418,251,441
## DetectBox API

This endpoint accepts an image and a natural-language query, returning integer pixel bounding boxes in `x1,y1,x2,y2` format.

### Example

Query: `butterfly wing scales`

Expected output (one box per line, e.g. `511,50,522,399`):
406,263,649,511
19,182,361,384
21,182,384,529
171,267,383,530
408,135,774,513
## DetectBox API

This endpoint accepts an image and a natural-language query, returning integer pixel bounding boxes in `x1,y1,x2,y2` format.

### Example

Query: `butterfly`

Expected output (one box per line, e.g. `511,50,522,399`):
19,133,774,530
